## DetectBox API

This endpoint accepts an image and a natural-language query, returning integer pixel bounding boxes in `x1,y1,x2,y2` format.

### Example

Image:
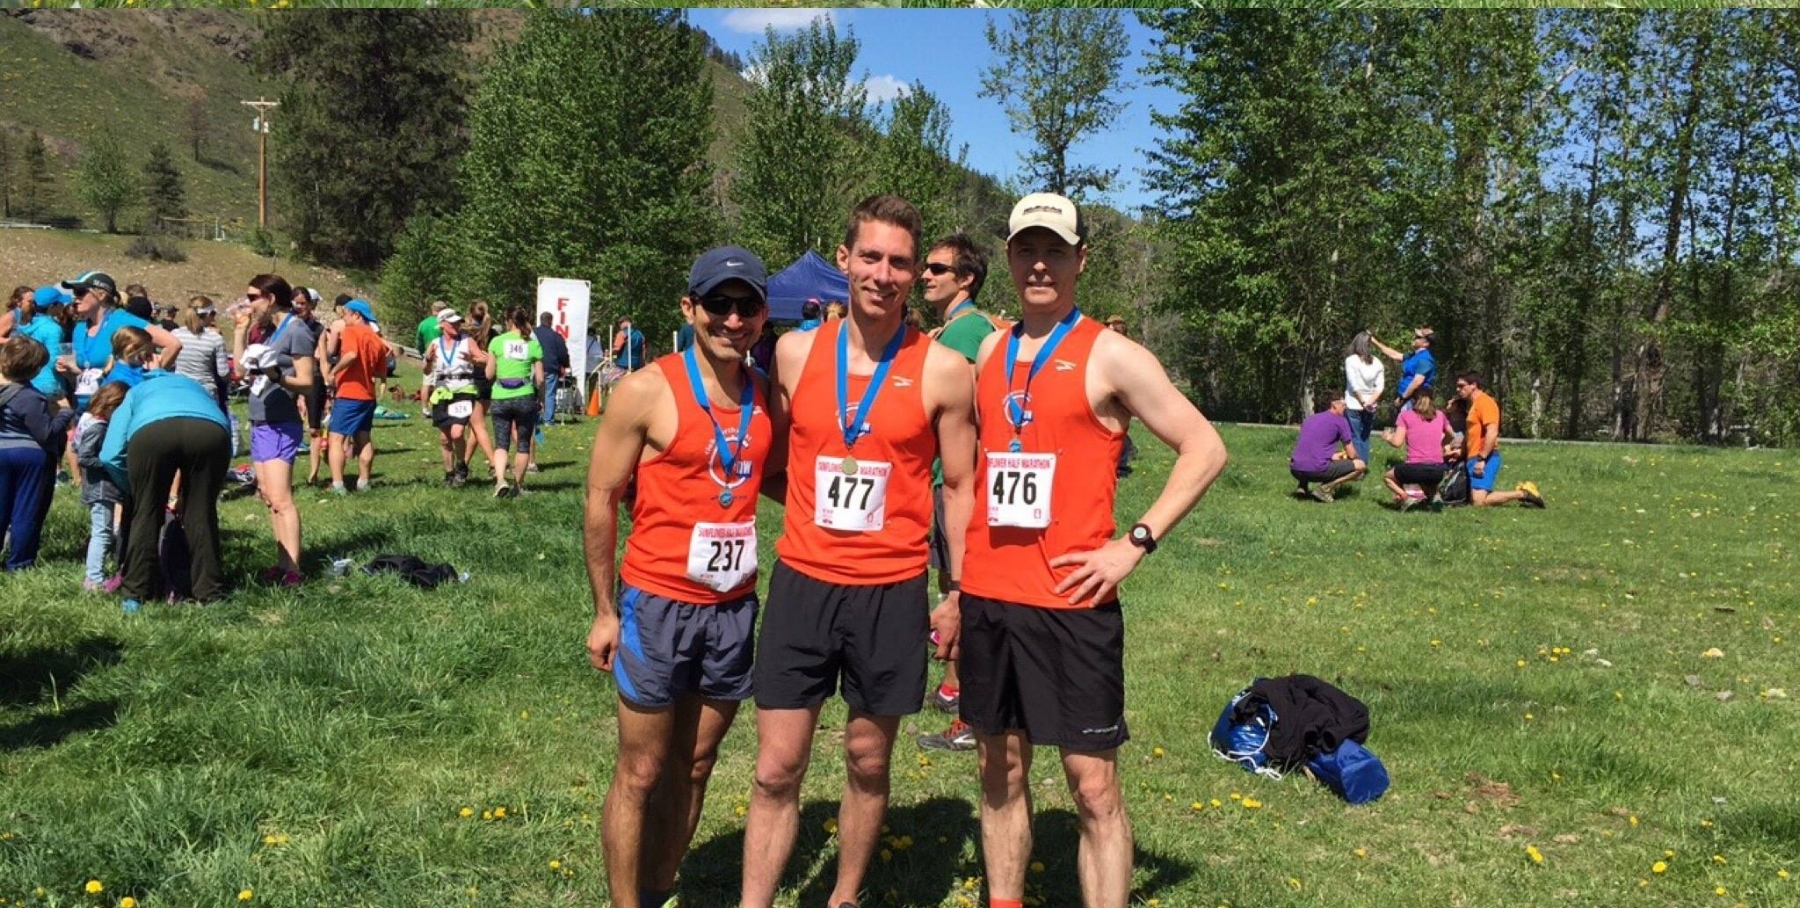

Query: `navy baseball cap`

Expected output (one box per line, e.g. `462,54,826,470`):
59,270,118,297
687,246,768,302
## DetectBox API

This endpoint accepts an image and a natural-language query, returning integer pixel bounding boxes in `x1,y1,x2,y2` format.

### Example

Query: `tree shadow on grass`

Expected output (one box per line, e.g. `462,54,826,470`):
682,796,980,907
0,638,124,751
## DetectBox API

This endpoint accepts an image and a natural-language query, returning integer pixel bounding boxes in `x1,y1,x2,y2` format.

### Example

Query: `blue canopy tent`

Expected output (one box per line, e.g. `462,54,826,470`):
765,250,848,323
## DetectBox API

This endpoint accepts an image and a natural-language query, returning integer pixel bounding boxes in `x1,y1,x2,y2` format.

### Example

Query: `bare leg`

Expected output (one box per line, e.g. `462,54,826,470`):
328,432,349,488
1062,748,1132,908
828,710,901,907
603,698,676,908
742,705,822,908
642,695,742,892
1472,489,1526,507
1382,468,1404,499
978,731,1035,903
354,430,374,488
254,457,301,572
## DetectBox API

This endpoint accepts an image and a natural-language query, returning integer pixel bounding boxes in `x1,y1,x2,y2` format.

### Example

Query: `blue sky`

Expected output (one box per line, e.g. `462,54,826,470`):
685,7,1183,213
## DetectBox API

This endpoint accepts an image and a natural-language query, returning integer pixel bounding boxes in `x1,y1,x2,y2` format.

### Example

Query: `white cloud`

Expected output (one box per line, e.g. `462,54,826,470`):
863,74,912,105
721,9,837,34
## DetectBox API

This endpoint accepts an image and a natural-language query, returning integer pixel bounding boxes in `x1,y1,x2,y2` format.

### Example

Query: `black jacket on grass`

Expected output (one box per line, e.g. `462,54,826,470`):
1231,674,1371,769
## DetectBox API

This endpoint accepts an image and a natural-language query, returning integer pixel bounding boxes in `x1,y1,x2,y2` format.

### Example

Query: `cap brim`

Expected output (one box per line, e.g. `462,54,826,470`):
691,275,768,303
1007,220,1083,245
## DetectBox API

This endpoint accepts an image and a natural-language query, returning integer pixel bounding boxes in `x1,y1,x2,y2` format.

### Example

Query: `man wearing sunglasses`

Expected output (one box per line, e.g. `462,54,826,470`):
585,246,774,908
916,232,1001,754
742,196,978,908
1372,326,1437,410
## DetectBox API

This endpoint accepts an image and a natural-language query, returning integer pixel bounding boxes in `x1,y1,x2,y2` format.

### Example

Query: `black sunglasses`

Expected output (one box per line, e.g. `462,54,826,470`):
923,263,957,276
699,293,765,318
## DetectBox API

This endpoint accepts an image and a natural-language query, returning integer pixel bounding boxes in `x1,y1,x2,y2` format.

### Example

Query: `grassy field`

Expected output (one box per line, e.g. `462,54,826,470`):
2,404,1796,907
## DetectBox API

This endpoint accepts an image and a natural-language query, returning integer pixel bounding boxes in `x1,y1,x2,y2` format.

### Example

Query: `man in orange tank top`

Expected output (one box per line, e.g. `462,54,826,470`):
583,247,774,908
741,196,978,908
958,193,1229,908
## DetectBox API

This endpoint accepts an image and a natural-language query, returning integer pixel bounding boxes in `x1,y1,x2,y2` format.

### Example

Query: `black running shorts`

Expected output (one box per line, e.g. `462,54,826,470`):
959,594,1129,752
754,559,929,716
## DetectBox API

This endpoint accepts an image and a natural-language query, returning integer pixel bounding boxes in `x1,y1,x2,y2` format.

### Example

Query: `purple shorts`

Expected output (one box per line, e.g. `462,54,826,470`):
250,421,303,464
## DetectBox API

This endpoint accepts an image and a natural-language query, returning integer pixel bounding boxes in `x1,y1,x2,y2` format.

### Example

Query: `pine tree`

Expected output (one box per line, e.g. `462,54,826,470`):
21,130,52,222
142,141,188,229
870,84,970,244
257,10,473,267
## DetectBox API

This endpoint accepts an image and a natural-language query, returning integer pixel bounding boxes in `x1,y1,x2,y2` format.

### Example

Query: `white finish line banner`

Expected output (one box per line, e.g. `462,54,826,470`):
537,277,591,397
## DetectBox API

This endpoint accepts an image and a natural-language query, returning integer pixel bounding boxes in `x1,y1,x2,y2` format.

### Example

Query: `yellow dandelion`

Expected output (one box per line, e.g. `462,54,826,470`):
1714,886,1727,896
823,818,839,835
1152,746,1166,758
1525,845,1544,864
86,881,104,895
459,807,473,818
880,848,892,862
1210,798,1223,808
481,810,494,821
238,890,254,902
1629,815,1639,826
548,860,562,870
1778,869,1789,879
1652,861,1668,874
1665,850,1676,858
1353,847,1367,858
1516,660,1527,668
1700,818,1713,828
493,807,507,819
1241,797,1262,809
734,804,747,817
1029,861,1045,873
1713,854,1727,865
1286,877,1302,890
120,899,138,908
1148,900,1161,908
1190,801,1205,811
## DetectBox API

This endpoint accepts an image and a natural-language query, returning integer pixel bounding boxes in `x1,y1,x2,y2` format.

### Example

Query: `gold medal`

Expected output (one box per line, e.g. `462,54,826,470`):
840,455,859,475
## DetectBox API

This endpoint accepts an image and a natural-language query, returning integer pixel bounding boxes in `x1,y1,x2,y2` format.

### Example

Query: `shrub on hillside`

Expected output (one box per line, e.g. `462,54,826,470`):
124,234,188,263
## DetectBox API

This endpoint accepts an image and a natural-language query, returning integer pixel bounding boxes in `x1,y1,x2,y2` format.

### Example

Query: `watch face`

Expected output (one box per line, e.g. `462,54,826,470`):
1132,525,1151,543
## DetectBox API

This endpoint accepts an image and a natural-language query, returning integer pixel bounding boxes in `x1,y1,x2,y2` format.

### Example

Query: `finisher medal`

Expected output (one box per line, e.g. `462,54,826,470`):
719,489,735,507
1008,438,1022,453
841,455,859,475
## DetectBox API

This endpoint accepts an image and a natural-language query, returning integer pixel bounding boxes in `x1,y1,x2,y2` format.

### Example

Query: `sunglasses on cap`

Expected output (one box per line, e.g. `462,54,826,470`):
923,263,957,276
698,293,766,319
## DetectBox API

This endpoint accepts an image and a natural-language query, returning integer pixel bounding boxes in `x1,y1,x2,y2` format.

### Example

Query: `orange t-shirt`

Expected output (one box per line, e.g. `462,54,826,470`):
621,354,771,603
964,316,1124,610
775,320,936,586
1464,390,1500,458
333,322,389,402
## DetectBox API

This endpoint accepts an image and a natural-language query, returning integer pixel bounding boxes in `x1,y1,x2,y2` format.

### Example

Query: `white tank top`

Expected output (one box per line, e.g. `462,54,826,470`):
433,336,475,389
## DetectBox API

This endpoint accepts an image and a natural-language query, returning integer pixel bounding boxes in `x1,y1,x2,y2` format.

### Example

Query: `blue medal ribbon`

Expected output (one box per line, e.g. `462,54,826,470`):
683,345,754,505
836,321,907,450
1003,308,1082,449
268,312,296,347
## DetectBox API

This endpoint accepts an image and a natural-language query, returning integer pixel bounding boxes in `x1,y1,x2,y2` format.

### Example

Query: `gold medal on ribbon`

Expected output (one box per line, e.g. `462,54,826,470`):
840,455,859,475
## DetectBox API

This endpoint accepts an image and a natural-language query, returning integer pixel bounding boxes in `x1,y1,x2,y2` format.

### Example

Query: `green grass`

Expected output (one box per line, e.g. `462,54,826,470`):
2,404,1796,907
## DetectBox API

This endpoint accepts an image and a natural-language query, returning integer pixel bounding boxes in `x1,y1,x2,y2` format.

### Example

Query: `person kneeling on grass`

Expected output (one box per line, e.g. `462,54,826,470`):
1289,395,1365,503
1379,385,1455,510
1453,371,1545,509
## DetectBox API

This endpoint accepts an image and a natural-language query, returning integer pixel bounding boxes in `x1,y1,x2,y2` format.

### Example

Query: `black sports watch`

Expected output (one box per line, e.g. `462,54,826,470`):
1127,523,1158,555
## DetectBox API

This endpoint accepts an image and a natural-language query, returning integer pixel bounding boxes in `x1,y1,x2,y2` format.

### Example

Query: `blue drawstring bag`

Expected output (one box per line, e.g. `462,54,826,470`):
1305,739,1390,804
1210,687,1284,780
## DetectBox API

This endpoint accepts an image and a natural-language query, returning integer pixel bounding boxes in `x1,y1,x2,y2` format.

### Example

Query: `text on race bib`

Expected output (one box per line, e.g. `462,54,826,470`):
686,520,757,593
813,455,891,532
446,400,474,419
75,368,103,397
986,452,1057,529
504,340,530,360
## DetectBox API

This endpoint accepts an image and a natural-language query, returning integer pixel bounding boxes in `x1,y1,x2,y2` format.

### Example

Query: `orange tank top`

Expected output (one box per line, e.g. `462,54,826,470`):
621,354,771,603
964,315,1124,609
776,320,937,585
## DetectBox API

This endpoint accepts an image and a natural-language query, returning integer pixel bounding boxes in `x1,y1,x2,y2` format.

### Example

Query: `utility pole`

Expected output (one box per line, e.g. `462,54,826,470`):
241,97,278,229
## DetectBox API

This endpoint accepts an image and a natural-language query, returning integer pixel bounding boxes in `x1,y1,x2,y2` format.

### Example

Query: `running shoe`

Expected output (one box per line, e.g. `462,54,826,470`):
229,465,257,487
258,566,304,587
1308,485,1335,504
929,685,960,714
1517,481,1546,509
917,719,976,752
443,471,458,488
526,461,540,474
494,484,511,499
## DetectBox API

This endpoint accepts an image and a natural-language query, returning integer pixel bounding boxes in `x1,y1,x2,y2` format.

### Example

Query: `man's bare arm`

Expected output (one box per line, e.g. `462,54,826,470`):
582,368,662,670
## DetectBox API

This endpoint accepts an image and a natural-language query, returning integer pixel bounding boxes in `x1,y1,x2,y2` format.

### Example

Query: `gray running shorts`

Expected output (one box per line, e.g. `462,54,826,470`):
612,585,758,709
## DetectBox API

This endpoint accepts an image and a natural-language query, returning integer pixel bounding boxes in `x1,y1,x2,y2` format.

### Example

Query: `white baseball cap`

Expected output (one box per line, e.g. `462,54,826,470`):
1007,192,1084,245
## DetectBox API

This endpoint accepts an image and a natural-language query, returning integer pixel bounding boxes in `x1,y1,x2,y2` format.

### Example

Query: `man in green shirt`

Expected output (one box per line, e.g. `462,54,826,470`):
917,232,1001,753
